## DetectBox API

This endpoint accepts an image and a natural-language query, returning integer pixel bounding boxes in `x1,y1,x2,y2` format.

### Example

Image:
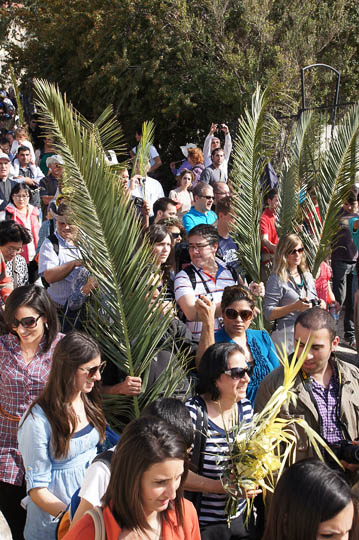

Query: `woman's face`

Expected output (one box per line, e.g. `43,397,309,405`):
223,300,253,337
141,458,184,517
169,226,182,245
286,241,304,268
215,351,250,403
74,354,102,395
0,240,23,262
152,234,171,265
180,173,192,189
13,189,30,211
11,305,47,348
317,501,354,539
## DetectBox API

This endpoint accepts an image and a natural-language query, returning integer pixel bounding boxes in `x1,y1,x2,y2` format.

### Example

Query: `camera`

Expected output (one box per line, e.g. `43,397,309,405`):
310,299,321,307
131,196,144,210
329,441,359,465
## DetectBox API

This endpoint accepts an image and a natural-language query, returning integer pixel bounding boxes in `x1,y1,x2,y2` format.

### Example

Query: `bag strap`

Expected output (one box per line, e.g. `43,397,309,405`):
85,507,106,540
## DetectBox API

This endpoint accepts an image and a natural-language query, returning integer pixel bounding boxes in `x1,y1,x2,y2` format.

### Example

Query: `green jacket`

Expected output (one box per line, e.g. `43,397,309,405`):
254,355,359,471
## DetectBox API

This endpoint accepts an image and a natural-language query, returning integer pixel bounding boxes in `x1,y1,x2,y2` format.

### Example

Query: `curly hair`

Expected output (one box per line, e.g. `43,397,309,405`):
187,147,204,165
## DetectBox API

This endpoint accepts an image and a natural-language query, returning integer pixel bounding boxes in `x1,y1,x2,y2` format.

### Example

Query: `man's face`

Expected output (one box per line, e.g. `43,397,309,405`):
214,183,230,202
0,158,10,180
218,211,234,230
0,142,10,155
135,131,142,142
188,233,218,268
268,194,279,212
119,169,129,190
158,204,177,220
56,221,77,242
18,150,31,167
294,323,339,377
195,186,214,213
212,150,225,168
49,162,64,179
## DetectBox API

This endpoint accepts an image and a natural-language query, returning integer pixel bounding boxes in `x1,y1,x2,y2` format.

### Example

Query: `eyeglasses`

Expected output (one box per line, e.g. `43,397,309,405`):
13,194,30,199
12,314,42,329
188,243,211,251
224,308,253,321
224,367,252,380
288,247,304,255
78,360,107,379
172,232,182,239
200,195,214,200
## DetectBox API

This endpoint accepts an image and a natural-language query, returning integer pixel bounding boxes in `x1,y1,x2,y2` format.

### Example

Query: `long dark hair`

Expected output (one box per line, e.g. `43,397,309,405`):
262,459,357,540
147,223,173,286
22,332,106,458
197,342,245,400
103,416,189,533
4,285,59,352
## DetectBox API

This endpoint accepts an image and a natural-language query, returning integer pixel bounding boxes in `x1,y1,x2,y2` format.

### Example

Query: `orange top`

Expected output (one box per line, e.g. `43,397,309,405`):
63,498,200,540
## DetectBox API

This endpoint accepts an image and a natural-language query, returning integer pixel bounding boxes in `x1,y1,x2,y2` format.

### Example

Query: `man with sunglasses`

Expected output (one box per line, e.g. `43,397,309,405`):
255,307,359,482
182,182,217,233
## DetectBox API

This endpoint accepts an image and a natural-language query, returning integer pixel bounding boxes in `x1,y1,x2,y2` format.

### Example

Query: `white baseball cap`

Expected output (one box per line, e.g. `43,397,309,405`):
0,152,10,162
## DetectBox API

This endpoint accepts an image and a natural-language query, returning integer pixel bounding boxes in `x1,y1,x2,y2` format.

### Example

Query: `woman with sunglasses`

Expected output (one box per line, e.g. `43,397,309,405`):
18,332,106,540
196,285,279,405
185,342,260,539
0,284,62,540
263,233,324,354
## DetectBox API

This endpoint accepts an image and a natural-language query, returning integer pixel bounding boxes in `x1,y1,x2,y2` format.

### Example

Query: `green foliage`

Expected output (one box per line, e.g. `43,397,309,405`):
33,79,187,429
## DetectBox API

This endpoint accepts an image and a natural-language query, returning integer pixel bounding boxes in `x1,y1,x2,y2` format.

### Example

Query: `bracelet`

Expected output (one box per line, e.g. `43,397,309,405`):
52,509,65,522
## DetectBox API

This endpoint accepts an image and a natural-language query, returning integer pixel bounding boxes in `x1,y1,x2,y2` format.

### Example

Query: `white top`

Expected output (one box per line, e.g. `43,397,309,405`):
131,144,159,168
130,176,164,216
79,460,112,507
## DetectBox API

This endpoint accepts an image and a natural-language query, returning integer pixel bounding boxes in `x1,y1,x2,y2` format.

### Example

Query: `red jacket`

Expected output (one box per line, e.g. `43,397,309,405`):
63,499,200,540
5,203,40,263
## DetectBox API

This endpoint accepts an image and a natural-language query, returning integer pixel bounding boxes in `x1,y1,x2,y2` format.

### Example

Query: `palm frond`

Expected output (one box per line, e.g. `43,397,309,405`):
33,80,188,429
279,111,313,236
132,120,155,180
231,85,280,328
299,103,359,276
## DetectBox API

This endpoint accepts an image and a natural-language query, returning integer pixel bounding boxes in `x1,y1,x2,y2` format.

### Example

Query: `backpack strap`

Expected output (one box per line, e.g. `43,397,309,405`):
48,232,59,256
85,507,106,540
93,449,114,470
183,264,211,295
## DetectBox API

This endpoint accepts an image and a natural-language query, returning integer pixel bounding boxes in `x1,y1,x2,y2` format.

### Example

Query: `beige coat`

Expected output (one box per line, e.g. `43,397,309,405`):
254,355,359,479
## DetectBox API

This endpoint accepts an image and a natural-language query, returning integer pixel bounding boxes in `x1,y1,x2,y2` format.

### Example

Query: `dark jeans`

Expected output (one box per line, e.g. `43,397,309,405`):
0,480,26,540
332,259,356,341
200,514,259,540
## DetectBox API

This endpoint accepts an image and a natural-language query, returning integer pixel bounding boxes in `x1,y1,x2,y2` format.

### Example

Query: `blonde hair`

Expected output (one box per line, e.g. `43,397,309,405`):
15,127,28,139
272,233,308,282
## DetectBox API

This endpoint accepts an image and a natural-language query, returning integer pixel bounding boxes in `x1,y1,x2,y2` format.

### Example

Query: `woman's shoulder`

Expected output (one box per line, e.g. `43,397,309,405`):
28,204,40,217
246,328,270,342
215,327,232,343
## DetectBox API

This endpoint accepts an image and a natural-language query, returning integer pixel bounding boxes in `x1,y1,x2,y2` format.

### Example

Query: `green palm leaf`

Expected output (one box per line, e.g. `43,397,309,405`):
298,103,359,276
33,80,188,429
231,85,280,328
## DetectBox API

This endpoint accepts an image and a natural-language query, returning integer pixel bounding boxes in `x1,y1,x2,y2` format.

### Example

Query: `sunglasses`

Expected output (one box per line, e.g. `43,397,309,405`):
78,360,107,379
12,314,42,329
172,232,182,239
200,195,214,200
224,367,252,380
224,308,253,321
288,247,304,255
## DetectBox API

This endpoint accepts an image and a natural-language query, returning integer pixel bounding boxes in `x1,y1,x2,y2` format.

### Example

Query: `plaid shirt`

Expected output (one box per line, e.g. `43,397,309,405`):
0,332,63,485
311,368,343,444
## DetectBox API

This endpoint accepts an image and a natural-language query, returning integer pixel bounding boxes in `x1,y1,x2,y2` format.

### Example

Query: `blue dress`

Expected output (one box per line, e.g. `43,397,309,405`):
215,327,279,405
18,404,99,540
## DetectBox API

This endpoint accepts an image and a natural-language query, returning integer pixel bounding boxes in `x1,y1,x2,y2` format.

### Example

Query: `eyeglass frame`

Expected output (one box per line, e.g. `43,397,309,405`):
12,314,42,329
78,360,107,379
224,308,253,322
223,367,252,380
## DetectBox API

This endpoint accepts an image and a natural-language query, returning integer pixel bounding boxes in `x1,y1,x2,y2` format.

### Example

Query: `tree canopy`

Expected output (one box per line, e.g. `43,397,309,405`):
2,0,359,161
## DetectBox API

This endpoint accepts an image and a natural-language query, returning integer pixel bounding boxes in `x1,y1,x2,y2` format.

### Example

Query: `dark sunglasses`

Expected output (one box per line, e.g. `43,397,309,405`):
12,314,42,329
172,232,182,239
201,195,214,200
224,367,252,380
78,360,107,379
289,247,304,255
224,308,253,321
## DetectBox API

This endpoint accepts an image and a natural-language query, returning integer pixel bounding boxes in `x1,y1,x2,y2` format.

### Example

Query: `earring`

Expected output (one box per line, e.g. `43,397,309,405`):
44,323,49,331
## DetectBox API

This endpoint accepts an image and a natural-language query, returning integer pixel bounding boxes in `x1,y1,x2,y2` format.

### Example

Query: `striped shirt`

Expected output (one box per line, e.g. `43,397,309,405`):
174,263,236,341
185,396,253,526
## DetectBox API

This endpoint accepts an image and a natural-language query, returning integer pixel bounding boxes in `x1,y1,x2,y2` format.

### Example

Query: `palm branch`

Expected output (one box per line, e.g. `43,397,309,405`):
298,103,359,276
231,85,280,328
279,111,314,236
33,79,188,429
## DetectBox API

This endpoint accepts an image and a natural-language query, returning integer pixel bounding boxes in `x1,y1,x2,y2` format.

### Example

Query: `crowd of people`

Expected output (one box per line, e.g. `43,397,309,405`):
0,88,359,539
